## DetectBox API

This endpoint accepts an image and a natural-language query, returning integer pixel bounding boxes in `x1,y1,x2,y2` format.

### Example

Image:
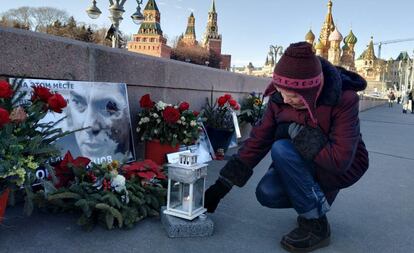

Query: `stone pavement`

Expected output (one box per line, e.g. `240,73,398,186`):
1,104,413,253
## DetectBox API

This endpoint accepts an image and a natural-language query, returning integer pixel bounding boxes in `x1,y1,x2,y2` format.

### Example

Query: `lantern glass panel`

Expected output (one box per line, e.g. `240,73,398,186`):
193,178,205,209
170,180,183,209
170,180,193,212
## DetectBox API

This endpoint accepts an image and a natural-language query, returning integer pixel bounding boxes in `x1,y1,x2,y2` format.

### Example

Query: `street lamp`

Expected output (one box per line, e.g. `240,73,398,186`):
86,0,145,48
86,0,102,19
131,0,145,25
269,45,284,63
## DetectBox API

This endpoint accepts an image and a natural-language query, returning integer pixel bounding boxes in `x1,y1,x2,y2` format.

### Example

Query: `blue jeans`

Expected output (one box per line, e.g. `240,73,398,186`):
255,139,330,219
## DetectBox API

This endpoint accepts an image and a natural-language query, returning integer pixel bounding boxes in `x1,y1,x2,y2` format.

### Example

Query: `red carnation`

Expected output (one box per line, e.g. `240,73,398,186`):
234,104,240,110
163,106,180,124
217,96,227,107
31,86,53,102
179,101,190,112
193,111,199,117
224,94,232,100
228,99,238,108
140,94,154,109
0,80,13,99
48,93,67,113
0,107,10,128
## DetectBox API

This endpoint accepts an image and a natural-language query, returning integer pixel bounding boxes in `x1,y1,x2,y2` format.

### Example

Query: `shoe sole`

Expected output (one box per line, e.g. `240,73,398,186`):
280,237,330,253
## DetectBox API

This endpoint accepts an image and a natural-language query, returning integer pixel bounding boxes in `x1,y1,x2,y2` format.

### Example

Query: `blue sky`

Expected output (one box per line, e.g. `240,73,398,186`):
3,0,414,67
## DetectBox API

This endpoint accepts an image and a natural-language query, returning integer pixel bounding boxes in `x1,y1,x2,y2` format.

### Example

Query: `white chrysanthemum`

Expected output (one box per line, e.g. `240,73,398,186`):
190,120,197,127
152,113,159,118
181,116,185,121
173,134,178,138
156,101,167,110
157,119,161,123
177,120,182,124
154,129,158,134
111,175,126,193
183,130,187,134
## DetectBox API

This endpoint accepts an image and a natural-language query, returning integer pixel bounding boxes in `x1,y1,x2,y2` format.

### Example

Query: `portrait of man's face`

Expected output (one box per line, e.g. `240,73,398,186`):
66,83,132,161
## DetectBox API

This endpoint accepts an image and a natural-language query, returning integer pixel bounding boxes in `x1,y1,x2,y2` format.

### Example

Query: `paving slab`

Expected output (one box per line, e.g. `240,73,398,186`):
1,104,413,253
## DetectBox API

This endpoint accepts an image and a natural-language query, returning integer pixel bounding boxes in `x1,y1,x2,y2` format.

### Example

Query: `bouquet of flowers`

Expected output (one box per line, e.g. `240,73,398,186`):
200,91,240,130
0,79,68,213
238,92,266,126
37,152,167,230
136,94,201,147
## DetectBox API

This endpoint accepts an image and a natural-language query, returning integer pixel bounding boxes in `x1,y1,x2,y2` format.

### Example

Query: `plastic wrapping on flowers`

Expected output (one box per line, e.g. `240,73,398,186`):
238,92,267,126
200,91,240,130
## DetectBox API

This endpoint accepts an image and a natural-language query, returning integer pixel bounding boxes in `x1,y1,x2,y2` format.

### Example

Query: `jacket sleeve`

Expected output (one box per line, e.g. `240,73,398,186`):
220,101,278,187
313,90,361,175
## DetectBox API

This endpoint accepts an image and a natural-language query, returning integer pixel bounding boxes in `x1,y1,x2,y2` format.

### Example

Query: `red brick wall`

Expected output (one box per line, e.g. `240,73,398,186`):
221,54,231,70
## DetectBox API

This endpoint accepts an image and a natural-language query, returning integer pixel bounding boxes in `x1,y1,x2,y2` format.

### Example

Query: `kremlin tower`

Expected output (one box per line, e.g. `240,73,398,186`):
127,0,171,58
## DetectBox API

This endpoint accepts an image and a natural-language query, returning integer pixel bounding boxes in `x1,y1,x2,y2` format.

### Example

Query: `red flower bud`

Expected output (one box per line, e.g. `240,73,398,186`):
217,96,227,107
228,99,238,108
47,93,67,113
103,179,110,191
140,94,154,109
31,86,52,102
193,111,199,117
0,80,13,99
87,171,97,183
179,101,190,111
224,94,232,100
0,107,10,128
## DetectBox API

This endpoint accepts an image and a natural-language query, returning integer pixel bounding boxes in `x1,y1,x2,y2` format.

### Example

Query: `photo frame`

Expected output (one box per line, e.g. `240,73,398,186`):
10,78,136,165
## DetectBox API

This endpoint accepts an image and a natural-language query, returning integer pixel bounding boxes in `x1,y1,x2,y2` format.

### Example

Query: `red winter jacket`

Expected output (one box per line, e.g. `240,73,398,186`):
220,58,369,204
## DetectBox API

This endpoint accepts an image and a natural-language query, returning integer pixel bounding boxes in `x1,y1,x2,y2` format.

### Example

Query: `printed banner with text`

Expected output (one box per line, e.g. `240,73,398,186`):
11,78,136,168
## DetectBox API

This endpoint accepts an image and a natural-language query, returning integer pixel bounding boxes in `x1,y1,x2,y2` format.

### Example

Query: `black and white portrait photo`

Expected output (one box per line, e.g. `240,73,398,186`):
17,79,135,164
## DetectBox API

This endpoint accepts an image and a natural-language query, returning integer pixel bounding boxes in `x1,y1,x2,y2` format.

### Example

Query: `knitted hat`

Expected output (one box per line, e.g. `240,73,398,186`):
270,42,323,123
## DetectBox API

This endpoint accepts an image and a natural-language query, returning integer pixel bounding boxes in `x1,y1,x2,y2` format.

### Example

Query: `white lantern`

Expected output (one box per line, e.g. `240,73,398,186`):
164,153,207,220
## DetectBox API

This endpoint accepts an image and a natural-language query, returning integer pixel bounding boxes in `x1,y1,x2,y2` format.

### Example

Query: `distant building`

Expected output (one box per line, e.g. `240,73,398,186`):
384,52,413,95
355,37,386,81
180,12,197,47
354,37,387,93
178,0,231,70
127,0,171,58
234,48,275,77
237,0,358,77
309,0,358,71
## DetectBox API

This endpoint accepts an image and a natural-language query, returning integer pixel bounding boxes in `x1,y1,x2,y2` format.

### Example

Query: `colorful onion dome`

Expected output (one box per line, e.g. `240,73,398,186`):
305,29,315,41
344,29,357,44
328,27,343,41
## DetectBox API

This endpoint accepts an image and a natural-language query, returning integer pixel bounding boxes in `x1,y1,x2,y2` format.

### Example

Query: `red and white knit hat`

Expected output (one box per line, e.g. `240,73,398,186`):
269,42,324,123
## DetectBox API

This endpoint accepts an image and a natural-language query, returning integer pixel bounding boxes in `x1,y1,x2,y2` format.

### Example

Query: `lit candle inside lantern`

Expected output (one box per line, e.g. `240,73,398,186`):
182,196,191,211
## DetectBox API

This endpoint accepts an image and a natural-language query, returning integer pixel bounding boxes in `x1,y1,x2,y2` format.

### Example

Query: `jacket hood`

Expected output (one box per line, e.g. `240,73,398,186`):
266,57,367,106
